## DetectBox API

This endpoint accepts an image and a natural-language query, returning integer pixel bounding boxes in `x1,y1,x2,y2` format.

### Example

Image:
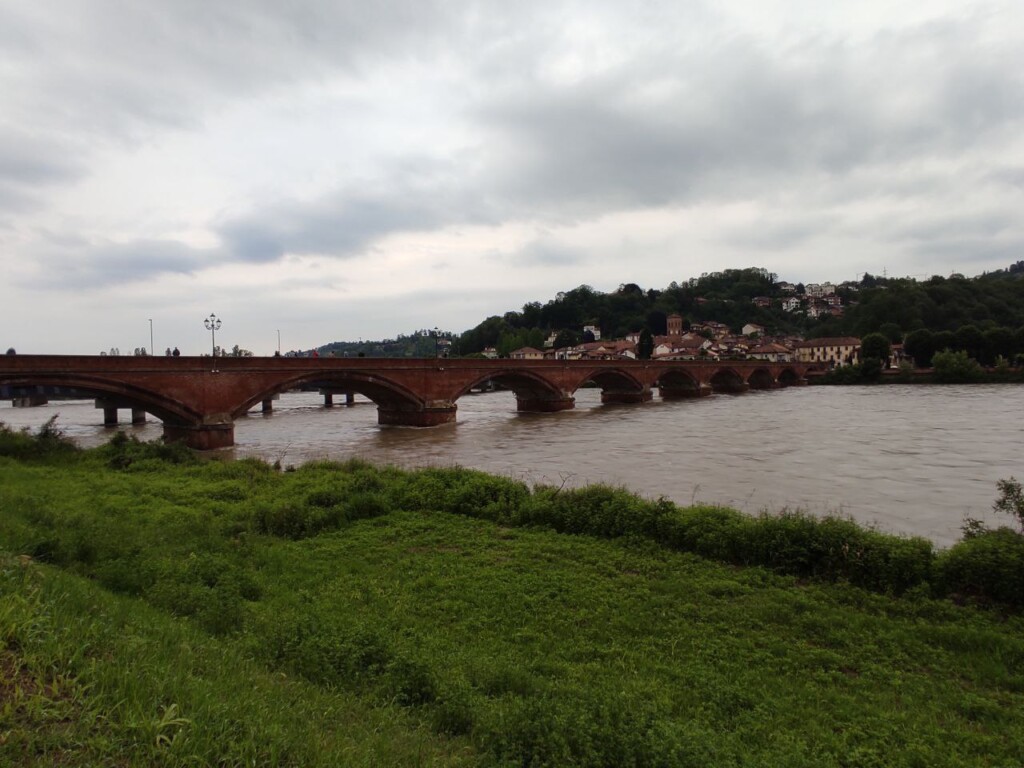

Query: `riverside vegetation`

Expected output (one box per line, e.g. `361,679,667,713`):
2,421,1024,766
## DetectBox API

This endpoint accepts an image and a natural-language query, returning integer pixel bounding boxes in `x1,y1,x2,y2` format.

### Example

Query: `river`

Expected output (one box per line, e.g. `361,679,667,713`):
2,384,1019,546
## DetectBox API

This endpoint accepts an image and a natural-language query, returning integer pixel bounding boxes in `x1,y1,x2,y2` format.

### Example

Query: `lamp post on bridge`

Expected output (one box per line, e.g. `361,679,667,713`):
204,313,222,372
148,318,153,357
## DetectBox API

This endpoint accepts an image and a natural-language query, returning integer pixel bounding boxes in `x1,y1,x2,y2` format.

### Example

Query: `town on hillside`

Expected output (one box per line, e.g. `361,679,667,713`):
496,312,875,370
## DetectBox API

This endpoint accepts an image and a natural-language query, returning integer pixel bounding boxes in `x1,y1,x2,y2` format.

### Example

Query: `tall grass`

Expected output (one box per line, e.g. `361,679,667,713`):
2,433,1024,765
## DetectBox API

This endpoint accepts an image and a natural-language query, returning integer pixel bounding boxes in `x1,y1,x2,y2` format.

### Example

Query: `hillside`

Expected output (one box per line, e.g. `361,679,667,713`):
313,263,1024,358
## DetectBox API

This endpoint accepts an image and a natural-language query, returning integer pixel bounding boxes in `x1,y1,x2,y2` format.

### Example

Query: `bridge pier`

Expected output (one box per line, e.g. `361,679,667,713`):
162,422,235,450
12,395,48,407
320,389,355,407
712,381,750,394
131,408,147,424
516,394,575,413
659,384,712,399
377,405,457,427
601,388,653,405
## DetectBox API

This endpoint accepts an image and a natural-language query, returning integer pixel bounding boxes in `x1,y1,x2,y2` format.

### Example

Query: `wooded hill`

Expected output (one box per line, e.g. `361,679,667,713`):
319,263,1024,358
457,263,1024,356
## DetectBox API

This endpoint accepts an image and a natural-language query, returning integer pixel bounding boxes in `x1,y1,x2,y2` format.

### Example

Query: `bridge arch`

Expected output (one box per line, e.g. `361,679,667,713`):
453,369,574,413
777,367,802,386
572,367,652,405
237,371,429,422
0,372,199,425
709,367,748,394
746,368,777,390
656,368,705,399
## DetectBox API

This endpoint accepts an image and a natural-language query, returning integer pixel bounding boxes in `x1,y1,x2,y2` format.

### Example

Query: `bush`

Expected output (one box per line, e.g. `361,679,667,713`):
932,349,983,383
936,528,1024,608
0,417,79,460
253,500,343,540
101,432,196,469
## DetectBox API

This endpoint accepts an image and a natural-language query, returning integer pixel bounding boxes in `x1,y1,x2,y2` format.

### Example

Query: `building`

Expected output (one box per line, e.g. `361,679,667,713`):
748,342,793,362
509,346,544,360
742,323,766,337
782,296,802,312
795,337,861,368
666,313,684,336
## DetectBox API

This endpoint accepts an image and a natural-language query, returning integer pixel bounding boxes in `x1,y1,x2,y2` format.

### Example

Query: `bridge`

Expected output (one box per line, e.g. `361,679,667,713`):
0,355,816,449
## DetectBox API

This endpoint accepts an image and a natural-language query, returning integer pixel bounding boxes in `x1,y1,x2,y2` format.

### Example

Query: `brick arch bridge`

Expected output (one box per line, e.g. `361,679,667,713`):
0,356,816,449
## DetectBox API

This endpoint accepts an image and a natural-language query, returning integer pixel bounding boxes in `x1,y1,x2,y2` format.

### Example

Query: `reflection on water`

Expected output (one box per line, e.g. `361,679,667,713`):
3,384,1021,546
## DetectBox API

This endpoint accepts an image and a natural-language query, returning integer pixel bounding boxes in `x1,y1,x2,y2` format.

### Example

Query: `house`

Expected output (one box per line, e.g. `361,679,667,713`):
778,282,797,293
481,347,498,359
691,321,730,339
825,295,843,308
795,337,861,368
806,302,828,319
782,297,802,312
653,335,710,360
576,340,635,360
749,342,793,362
751,296,772,308
509,346,544,360
742,323,765,337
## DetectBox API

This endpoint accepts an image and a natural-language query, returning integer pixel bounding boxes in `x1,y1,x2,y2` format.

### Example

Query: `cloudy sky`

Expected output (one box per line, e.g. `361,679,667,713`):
2,1,1022,355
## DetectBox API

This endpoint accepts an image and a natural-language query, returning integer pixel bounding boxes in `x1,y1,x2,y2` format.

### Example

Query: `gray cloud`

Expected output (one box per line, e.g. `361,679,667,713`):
3,1,1024,352
21,238,213,289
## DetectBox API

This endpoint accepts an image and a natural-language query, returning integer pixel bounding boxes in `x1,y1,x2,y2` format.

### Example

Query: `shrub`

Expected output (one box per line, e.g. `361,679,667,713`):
101,432,196,469
0,417,79,460
936,528,1024,608
932,349,983,383
253,500,342,540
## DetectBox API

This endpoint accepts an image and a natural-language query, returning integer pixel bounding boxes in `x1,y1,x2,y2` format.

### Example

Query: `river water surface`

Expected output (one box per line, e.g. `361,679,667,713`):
3,384,1020,546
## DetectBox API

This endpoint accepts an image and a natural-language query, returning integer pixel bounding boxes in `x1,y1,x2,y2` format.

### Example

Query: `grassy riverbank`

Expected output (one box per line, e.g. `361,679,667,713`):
2,426,1024,766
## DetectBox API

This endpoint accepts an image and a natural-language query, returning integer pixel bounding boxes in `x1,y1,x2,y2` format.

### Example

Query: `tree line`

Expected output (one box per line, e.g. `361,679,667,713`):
457,264,1024,357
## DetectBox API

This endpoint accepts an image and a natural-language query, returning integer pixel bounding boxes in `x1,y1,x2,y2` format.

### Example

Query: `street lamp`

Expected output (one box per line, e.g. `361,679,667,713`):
204,313,222,371
148,318,153,357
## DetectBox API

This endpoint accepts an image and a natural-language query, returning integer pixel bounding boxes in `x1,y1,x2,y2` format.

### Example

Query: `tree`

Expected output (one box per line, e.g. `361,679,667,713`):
879,323,903,343
932,349,982,383
637,329,654,360
993,477,1024,533
903,329,935,368
955,324,986,361
860,333,891,367
552,329,580,350
582,329,596,343
932,330,957,354
982,327,1014,366
645,310,667,336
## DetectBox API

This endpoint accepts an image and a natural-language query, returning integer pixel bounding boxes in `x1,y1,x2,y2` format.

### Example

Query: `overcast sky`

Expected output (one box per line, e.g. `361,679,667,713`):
2,1,1022,355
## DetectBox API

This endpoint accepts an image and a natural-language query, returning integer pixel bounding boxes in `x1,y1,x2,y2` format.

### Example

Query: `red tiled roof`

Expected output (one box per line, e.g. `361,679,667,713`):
795,337,861,348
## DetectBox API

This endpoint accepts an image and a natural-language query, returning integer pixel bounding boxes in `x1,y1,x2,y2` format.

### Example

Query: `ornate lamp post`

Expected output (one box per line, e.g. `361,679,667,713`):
204,313,222,371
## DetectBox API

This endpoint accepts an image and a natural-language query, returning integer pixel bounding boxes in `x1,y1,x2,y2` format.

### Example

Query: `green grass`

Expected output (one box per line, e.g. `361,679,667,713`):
1,430,1023,766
